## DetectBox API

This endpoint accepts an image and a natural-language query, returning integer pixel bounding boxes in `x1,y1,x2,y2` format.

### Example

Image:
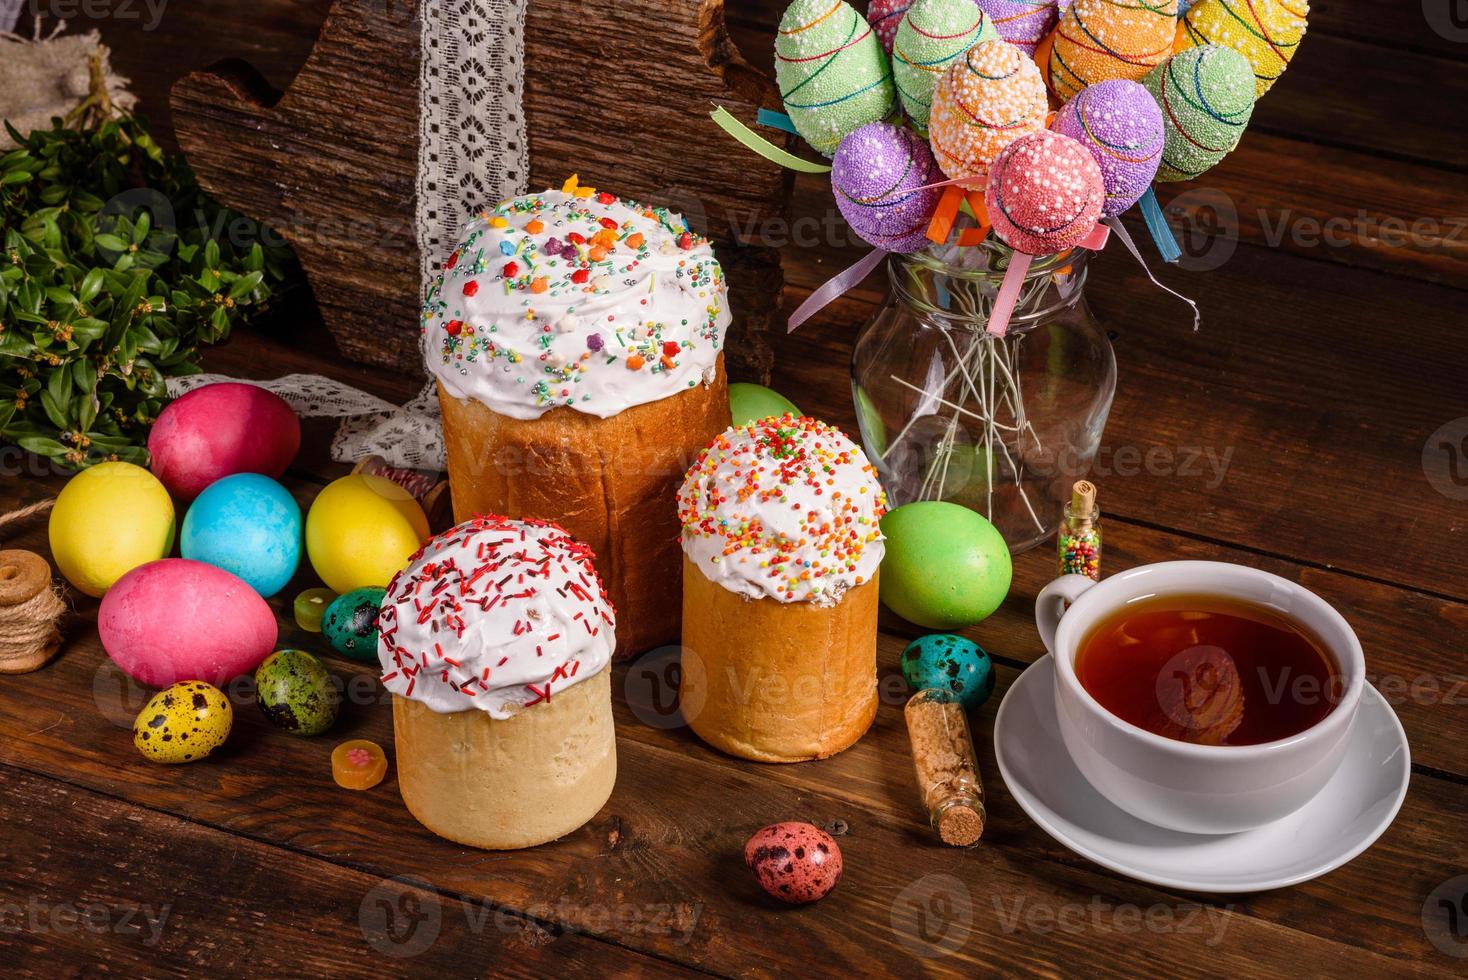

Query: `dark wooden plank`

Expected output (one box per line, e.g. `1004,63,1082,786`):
0,764,694,977
0,470,1460,972
0,638,1443,977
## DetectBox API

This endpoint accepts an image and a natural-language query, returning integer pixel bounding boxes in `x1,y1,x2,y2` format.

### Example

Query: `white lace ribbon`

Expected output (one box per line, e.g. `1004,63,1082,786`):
166,375,445,472
416,0,530,290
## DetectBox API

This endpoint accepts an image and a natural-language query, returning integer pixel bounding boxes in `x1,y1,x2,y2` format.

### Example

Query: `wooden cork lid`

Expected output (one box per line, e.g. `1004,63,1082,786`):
0,550,51,607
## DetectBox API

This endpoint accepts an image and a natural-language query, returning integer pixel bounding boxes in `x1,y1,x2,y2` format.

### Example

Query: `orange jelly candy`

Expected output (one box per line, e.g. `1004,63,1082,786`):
332,739,388,790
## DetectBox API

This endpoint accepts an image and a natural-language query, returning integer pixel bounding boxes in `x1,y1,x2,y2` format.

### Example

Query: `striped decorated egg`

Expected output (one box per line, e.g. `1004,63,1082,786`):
976,0,1061,55
1051,78,1162,216
776,0,896,156
1049,0,1179,101
1176,0,1309,98
1145,44,1255,181
985,130,1105,254
832,122,944,251
928,38,1048,188
867,0,913,53
893,0,998,131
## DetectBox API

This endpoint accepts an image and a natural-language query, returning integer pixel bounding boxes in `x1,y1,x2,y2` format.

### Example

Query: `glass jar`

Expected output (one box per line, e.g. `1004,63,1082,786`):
851,246,1116,553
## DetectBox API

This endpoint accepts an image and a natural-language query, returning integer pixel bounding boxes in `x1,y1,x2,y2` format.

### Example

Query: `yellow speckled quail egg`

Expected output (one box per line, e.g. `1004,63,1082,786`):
133,681,233,764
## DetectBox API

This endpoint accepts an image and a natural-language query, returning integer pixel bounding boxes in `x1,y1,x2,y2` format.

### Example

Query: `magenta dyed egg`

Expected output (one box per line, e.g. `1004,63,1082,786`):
149,383,301,500
99,558,278,687
985,130,1105,255
744,822,844,904
1051,79,1163,216
976,0,1060,55
832,122,943,253
867,0,911,53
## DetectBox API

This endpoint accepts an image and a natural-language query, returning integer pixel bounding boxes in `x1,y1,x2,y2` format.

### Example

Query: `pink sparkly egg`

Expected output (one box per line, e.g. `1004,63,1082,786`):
985,130,1105,254
149,382,301,501
976,0,1060,55
744,822,844,904
1050,78,1162,216
928,39,1048,189
867,0,912,53
832,122,944,252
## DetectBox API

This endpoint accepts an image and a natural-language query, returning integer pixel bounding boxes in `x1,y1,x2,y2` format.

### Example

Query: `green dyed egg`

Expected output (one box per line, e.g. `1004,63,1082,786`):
729,383,802,427
776,0,896,156
1145,45,1256,182
893,0,997,130
254,649,339,736
322,587,386,662
878,501,1012,628
901,633,995,709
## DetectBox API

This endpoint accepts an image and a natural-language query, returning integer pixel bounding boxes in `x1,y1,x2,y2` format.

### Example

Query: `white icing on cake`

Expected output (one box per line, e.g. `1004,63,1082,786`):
377,515,615,719
422,184,730,420
677,415,889,606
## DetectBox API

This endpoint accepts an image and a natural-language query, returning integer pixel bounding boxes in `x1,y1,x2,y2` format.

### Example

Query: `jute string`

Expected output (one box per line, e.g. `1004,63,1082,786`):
0,499,67,673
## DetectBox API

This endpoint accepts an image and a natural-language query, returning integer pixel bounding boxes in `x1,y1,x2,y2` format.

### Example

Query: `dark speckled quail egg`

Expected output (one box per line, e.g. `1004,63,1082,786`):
254,649,340,736
133,681,233,764
744,822,843,904
321,587,386,662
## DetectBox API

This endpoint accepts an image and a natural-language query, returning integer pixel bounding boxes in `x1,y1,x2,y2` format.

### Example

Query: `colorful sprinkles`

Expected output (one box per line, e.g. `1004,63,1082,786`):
421,181,729,418
378,515,616,718
678,415,889,604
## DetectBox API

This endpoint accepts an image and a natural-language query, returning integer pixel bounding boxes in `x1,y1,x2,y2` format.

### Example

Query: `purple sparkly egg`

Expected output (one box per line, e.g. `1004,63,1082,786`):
1051,79,1164,217
866,0,912,54
832,122,943,253
976,0,1059,55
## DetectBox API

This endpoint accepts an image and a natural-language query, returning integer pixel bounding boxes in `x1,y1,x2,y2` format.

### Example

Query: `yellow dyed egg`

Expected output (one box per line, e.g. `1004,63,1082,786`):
305,474,429,594
133,681,233,764
48,461,175,597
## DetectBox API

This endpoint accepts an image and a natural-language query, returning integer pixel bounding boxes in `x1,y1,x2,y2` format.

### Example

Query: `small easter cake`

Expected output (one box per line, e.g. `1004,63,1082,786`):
422,179,732,659
677,415,889,762
378,514,617,849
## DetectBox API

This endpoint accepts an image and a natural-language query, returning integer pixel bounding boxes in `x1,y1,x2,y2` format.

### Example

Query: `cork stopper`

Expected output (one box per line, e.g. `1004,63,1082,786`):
936,800,986,847
0,550,50,607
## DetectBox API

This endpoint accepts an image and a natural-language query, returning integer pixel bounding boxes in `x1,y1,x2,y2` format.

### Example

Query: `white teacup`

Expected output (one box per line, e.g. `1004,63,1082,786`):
1035,561,1365,835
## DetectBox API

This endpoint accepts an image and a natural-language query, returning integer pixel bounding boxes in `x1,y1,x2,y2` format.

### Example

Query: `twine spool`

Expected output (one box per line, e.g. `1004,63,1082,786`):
0,499,66,674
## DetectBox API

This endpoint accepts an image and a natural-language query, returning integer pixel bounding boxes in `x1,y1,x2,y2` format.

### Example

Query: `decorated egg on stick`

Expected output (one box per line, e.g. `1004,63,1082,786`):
1049,0,1179,101
985,129,1105,255
867,0,913,54
893,0,997,131
832,122,944,252
929,38,1048,188
1051,78,1163,216
976,0,1060,55
1177,0,1309,99
776,0,896,156
1145,44,1256,182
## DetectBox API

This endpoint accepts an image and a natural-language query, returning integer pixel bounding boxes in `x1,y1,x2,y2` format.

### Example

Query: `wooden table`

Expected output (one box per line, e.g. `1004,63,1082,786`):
3,2,1466,975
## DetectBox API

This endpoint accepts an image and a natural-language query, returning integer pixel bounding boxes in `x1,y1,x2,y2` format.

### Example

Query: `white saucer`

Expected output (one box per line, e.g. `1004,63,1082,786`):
994,655,1410,893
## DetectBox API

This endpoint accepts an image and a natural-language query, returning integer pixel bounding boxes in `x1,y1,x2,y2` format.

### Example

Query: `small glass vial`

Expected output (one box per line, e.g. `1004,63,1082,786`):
1058,480,1102,581
904,689,986,846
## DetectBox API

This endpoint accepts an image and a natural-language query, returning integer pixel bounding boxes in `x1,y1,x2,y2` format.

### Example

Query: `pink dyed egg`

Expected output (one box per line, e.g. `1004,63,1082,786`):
985,129,1105,255
867,0,912,53
99,558,279,687
744,822,844,904
149,383,301,501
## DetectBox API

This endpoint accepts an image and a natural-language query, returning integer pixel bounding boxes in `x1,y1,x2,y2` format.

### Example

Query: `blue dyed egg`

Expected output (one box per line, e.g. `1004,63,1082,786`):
181,473,302,597
901,634,995,709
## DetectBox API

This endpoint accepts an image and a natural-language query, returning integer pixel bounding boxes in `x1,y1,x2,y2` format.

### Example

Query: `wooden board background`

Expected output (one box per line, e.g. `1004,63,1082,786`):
2,0,1468,975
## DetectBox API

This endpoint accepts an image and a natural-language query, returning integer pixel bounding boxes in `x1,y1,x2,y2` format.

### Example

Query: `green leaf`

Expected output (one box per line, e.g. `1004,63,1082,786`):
227,270,264,301
94,233,129,252
15,434,67,458
78,268,104,303
1,170,32,186
40,388,69,429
